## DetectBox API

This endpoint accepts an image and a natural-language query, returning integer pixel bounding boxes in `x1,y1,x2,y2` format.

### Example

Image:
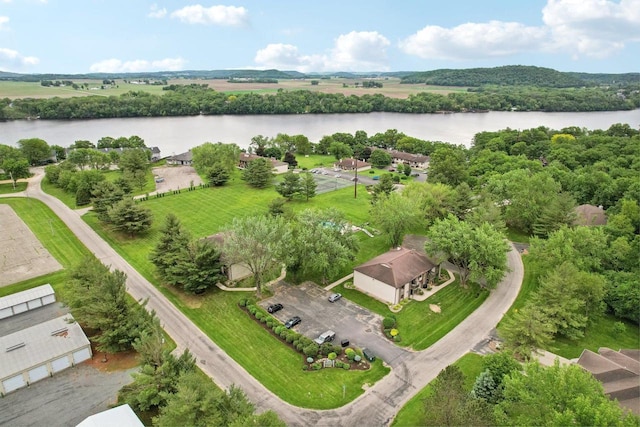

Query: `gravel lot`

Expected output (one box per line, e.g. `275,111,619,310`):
151,165,203,194
261,282,407,364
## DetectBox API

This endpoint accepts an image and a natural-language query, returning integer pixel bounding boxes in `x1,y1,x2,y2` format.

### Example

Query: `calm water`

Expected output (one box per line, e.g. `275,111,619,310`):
1,110,638,154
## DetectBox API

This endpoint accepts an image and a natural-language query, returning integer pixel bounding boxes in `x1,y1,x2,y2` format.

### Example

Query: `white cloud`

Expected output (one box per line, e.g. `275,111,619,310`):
170,4,248,26
0,47,39,71
399,21,547,60
0,16,9,30
148,4,167,19
89,57,186,73
254,31,391,72
542,0,640,58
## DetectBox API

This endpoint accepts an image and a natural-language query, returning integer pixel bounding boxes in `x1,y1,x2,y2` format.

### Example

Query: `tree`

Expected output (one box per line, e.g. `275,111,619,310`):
604,271,640,323
242,157,273,189
402,163,412,177
287,208,359,284
300,172,317,201
51,144,66,161
328,141,353,160
369,149,392,168
150,214,192,286
206,163,230,186
2,158,29,188
425,215,509,288
496,361,639,426
108,199,153,237
428,145,469,186
181,240,224,294
91,181,125,221
221,215,291,298
18,138,50,165
118,148,148,174
472,351,521,403
283,151,297,168
500,305,556,359
422,365,493,426
192,142,240,175
275,171,302,200
402,181,457,226
67,148,90,170
250,135,270,157
371,173,396,204
370,192,422,247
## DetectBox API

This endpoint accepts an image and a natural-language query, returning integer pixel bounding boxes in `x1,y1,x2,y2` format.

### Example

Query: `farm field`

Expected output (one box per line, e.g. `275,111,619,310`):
0,78,467,99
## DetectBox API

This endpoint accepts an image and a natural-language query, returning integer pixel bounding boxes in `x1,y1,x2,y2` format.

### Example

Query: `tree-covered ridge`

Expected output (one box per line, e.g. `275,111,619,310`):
400,65,640,87
5,82,639,120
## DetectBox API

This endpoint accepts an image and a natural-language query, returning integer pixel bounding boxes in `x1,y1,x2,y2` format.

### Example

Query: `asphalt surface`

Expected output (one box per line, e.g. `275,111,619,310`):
4,168,523,427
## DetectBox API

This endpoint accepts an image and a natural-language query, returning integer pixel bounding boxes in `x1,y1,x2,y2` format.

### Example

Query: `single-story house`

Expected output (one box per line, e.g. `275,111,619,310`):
166,151,193,166
0,314,92,395
574,204,607,226
334,158,371,173
353,247,436,305
380,149,430,170
203,233,252,282
0,284,56,320
577,347,639,415
238,153,289,174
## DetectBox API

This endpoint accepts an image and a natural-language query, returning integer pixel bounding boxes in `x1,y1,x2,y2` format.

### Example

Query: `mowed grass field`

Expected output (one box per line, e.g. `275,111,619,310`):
0,78,467,100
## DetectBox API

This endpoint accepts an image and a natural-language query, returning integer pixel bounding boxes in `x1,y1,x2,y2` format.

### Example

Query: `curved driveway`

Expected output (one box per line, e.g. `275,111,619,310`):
4,169,523,426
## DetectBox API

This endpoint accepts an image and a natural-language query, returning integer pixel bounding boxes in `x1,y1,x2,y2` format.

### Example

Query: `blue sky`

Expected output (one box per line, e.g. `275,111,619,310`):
1,0,639,74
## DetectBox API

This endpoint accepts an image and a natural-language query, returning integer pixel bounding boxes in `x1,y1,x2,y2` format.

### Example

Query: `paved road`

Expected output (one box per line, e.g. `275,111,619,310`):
4,168,523,426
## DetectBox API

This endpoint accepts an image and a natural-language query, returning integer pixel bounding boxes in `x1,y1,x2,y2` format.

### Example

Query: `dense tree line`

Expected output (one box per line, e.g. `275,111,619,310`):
5,82,639,120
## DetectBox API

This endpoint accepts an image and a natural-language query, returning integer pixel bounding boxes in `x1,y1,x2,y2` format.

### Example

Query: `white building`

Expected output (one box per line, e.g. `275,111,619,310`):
0,315,92,395
0,284,56,320
77,404,144,427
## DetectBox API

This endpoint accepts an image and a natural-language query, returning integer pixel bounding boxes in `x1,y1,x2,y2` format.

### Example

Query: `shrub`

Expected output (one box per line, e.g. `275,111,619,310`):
306,357,314,363
286,334,295,344
320,343,333,356
612,321,626,336
238,298,248,307
332,344,342,354
328,352,337,360
302,365,308,371
274,325,282,335
354,355,361,362
255,312,264,321
382,317,396,328
260,316,267,324
342,364,350,370
248,305,257,315
303,343,319,357
266,319,273,328
345,348,356,357
390,329,399,337
394,335,402,343
312,363,322,371
280,330,288,339
293,339,300,348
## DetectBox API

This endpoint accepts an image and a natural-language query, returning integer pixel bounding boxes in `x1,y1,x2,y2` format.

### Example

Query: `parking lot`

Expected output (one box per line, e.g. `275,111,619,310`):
261,282,407,365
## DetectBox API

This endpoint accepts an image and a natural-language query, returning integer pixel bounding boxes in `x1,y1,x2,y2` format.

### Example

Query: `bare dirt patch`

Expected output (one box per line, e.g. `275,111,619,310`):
0,204,62,287
151,165,203,194
85,345,140,372
429,304,441,313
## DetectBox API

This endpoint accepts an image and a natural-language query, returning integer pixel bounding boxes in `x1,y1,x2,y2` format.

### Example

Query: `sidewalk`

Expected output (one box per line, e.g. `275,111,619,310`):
411,269,455,301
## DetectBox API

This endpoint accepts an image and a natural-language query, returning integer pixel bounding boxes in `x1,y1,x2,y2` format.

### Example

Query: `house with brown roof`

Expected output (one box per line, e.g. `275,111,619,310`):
238,153,289,174
333,158,371,173
203,233,252,282
576,347,640,415
574,204,607,226
353,247,436,305
381,149,430,170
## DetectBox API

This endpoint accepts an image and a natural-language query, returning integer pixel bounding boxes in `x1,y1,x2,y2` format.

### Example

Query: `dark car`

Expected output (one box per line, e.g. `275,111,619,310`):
284,316,301,329
267,303,283,313
362,347,376,362
328,293,342,302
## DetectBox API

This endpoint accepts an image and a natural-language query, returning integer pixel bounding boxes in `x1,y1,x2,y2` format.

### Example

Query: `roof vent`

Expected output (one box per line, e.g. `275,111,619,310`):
51,327,69,337
381,263,390,268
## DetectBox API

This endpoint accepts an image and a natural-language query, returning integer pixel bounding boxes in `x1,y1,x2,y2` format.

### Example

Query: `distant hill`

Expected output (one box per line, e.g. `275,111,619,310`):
0,66,637,87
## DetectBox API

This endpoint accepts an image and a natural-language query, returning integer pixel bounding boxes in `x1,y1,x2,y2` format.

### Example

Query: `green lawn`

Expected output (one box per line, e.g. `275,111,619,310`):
0,182,27,194
505,227,531,243
293,154,335,170
334,279,490,351
391,353,484,427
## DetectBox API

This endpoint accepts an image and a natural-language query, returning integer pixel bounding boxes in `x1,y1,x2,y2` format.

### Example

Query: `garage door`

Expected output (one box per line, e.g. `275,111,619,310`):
73,348,91,364
2,374,26,393
51,356,71,373
28,365,49,383
12,302,28,314
27,299,43,310
42,295,56,305
0,307,12,319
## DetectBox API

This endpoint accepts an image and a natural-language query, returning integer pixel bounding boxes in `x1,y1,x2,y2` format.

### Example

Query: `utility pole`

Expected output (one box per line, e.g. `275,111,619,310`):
353,159,358,199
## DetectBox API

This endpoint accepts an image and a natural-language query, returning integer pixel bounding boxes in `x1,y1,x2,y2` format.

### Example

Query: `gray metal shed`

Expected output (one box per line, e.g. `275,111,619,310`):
0,314,92,395
0,284,56,319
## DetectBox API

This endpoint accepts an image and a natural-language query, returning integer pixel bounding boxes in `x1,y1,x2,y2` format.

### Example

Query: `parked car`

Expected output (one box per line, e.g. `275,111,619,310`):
267,303,283,313
314,330,336,345
328,293,342,302
362,347,376,362
284,316,301,329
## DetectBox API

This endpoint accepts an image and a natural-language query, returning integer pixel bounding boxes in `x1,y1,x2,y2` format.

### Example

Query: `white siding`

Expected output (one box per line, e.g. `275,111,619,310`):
42,294,56,305
0,307,12,319
28,365,49,383
72,348,91,364
353,271,398,304
51,356,71,373
2,374,26,394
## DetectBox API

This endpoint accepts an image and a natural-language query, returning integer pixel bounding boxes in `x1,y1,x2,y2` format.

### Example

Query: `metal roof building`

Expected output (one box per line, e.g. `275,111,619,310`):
0,314,92,395
76,404,144,427
0,284,56,319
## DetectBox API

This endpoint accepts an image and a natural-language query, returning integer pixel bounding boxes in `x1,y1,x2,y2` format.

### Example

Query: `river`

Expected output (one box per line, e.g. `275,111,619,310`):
1,110,638,154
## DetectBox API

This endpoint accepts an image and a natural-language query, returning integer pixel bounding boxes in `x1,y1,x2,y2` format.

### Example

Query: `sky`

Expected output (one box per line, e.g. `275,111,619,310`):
0,0,639,74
